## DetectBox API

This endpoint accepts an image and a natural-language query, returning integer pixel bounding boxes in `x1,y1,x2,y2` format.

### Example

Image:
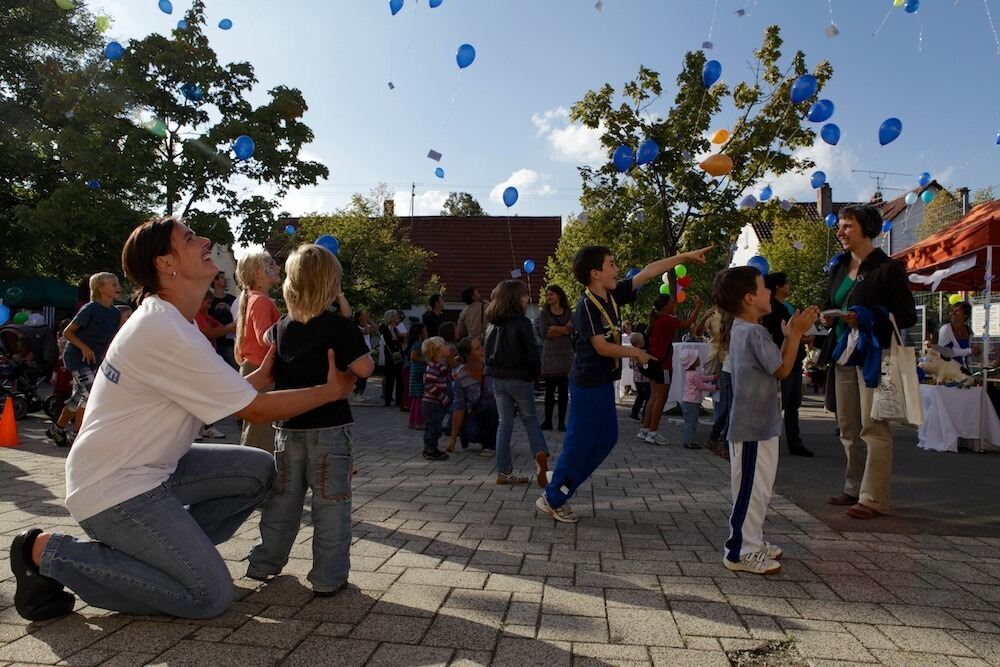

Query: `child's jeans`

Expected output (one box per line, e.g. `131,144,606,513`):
630,382,650,419
423,400,446,454
248,426,353,594
681,401,701,444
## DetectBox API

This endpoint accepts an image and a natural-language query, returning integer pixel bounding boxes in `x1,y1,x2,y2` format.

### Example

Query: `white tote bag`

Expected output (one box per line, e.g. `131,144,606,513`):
871,313,923,426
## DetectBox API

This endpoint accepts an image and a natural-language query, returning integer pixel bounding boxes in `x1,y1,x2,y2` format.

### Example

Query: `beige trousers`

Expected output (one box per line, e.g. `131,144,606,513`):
239,360,275,454
834,363,894,512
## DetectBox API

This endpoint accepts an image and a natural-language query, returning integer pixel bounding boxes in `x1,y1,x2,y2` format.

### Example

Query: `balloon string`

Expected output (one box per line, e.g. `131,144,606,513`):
827,0,836,23
917,15,925,51
505,213,517,277
437,69,462,156
984,0,1000,54
872,4,894,38
706,0,719,42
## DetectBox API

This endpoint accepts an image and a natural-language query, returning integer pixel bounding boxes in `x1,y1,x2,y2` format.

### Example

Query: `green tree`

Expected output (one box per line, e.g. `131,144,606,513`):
441,192,486,217
290,196,436,317
916,189,960,240
547,26,832,304
973,187,996,205
758,206,834,310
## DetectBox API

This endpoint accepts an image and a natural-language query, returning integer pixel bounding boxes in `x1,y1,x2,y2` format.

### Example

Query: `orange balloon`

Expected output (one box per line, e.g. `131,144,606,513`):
699,153,734,177
676,290,687,303
710,128,730,144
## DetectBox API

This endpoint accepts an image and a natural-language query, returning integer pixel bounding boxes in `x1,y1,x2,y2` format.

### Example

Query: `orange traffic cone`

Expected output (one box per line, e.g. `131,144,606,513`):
0,397,18,447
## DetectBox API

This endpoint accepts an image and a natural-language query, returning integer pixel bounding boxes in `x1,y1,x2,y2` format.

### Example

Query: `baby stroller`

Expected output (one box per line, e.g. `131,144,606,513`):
0,324,59,421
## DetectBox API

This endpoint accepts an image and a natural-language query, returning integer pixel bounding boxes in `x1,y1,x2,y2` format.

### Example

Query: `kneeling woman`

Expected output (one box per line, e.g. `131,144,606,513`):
10,217,355,621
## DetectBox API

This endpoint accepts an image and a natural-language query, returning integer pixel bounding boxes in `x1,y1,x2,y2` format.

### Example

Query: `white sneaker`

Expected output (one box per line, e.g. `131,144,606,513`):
762,542,783,560
723,550,782,575
201,426,225,439
535,494,578,523
635,429,649,441
644,432,667,445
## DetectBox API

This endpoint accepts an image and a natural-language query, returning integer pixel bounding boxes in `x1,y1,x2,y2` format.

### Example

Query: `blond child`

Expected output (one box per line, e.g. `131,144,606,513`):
421,336,451,460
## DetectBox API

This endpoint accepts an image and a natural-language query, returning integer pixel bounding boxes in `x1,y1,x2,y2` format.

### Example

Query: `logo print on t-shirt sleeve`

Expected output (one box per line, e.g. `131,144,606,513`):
101,360,121,384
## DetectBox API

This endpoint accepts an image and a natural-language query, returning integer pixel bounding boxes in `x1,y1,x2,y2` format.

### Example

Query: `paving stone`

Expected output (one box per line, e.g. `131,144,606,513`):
867,649,957,666
604,588,668,609
148,640,287,666
449,649,494,666
492,637,572,666
90,621,196,653
881,603,968,629
647,647,730,667
0,616,130,664
877,625,977,656
607,608,683,647
842,622,897,650
443,589,511,612
366,641,452,666
671,601,749,638
782,630,875,662
422,609,501,651
543,586,606,618
789,599,896,624
349,612,431,643
538,614,609,642
373,583,449,617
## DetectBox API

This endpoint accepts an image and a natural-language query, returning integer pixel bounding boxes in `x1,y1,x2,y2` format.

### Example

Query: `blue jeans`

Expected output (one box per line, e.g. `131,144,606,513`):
710,370,733,446
41,444,274,618
423,400,446,453
494,377,549,474
681,401,701,444
248,427,353,593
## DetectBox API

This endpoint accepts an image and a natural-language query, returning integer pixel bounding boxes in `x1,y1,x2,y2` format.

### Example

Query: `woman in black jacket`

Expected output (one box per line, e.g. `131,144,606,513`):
820,204,917,520
484,280,550,487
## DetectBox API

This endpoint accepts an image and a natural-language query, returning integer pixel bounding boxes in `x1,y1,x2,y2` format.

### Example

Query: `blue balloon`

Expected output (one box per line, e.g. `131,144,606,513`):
806,99,835,123
636,139,659,166
502,186,518,208
177,19,187,29
284,224,295,235
86,179,101,190
790,74,818,104
523,259,535,274
218,18,232,30
748,255,770,276
825,213,837,228
702,60,722,88
158,0,173,14
429,0,442,6
612,145,635,172
434,167,445,178
180,83,203,102
918,171,931,187
0,305,9,326
810,171,827,189
904,0,919,13
389,0,403,15
456,43,476,69
878,117,902,146
104,41,124,61
625,268,641,281
882,221,893,233
233,135,255,161
820,123,840,146
315,235,339,255
759,185,773,202
996,132,1000,145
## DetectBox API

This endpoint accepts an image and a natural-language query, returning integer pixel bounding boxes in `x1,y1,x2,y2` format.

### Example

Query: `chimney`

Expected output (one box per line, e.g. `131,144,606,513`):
817,183,833,218
958,187,971,215
869,191,884,205
383,199,395,218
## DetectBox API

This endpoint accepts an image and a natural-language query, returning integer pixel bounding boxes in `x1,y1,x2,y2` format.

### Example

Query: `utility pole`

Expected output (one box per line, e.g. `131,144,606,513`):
410,182,415,218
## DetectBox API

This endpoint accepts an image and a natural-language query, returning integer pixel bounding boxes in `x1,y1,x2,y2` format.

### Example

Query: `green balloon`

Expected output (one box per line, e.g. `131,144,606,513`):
12,312,28,325
675,264,687,278
55,0,75,10
96,15,110,32
659,283,670,295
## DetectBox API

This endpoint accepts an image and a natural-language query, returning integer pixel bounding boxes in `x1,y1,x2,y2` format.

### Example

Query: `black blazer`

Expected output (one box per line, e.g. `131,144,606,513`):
819,248,917,365
484,316,541,381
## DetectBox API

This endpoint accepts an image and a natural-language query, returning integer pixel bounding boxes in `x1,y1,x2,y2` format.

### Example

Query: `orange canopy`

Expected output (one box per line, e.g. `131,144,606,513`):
892,199,1000,292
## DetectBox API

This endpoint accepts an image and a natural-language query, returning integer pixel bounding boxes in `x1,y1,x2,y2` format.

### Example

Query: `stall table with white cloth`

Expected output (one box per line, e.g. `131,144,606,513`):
665,341,712,410
917,384,1000,453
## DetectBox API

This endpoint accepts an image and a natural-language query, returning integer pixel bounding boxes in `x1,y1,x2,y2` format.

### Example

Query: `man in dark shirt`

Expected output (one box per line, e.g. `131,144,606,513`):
761,272,813,457
422,294,445,337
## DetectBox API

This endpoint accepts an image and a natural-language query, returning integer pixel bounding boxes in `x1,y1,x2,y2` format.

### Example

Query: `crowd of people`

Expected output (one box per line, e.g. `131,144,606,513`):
11,203,928,623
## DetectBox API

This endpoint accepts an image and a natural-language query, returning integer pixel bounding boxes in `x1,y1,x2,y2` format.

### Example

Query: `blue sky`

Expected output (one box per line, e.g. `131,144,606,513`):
92,0,1000,237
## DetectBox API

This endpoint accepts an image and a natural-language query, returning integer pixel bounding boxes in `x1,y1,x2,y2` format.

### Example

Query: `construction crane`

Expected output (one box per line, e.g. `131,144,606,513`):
851,169,912,203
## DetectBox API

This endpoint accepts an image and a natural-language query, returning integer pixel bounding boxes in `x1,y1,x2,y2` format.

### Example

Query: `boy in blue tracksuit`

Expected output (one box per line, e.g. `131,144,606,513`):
536,244,713,522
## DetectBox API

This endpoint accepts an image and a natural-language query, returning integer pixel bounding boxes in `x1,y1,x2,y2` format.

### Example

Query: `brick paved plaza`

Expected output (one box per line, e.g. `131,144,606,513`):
1,396,999,666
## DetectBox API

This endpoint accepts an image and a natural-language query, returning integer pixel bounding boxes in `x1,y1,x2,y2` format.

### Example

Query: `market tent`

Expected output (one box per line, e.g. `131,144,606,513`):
892,199,1000,292
0,277,78,309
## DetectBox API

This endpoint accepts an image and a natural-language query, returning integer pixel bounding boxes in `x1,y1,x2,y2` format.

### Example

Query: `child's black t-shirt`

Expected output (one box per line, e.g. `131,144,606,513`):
569,279,637,387
271,310,371,429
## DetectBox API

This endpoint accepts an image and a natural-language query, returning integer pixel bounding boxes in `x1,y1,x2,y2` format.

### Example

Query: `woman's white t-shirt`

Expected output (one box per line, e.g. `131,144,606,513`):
65,296,258,521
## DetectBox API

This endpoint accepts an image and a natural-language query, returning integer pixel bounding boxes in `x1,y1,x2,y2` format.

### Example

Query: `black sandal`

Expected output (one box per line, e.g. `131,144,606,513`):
10,529,75,621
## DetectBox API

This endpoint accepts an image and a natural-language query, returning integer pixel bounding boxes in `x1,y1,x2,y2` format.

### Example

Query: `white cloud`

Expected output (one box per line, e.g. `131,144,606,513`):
532,107,606,165
489,169,554,204
754,140,866,204
393,189,448,216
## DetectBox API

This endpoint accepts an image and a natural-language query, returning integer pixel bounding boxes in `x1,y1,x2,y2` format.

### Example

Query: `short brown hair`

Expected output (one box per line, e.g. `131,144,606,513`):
572,246,613,285
485,280,529,324
121,216,176,304
713,266,761,316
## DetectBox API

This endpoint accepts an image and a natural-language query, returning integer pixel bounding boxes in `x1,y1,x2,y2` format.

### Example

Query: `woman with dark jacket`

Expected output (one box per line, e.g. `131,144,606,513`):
819,204,917,520
484,280,550,487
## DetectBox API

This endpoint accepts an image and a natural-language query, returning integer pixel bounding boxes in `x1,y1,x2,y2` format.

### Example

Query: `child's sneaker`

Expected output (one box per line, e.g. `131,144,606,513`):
762,542,783,560
644,431,667,445
635,428,649,441
422,450,449,461
497,471,530,485
723,550,781,575
683,442,702,450
535,494,578,523
46,425,69,448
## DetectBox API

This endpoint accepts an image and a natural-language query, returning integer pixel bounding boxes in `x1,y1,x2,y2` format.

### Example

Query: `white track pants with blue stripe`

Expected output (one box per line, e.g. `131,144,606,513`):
724,438,779,562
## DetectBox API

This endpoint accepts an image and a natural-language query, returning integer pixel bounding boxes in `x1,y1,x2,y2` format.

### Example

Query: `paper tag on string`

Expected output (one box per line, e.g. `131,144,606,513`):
825,23,840,38
510,269,522,278
594,0,603,11
387,81,395,90
427,149,442,162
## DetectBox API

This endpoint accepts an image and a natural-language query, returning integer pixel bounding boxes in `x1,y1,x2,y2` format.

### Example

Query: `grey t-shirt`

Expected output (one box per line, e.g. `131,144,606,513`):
727,318,782,443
